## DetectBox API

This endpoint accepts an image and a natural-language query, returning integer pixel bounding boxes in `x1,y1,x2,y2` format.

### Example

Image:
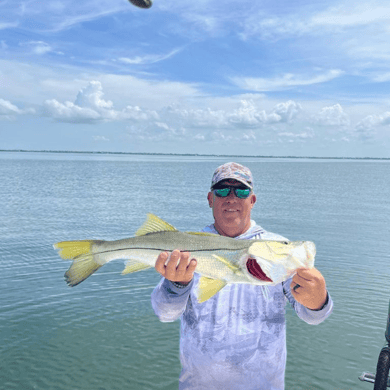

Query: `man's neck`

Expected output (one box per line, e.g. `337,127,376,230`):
214,222,251,238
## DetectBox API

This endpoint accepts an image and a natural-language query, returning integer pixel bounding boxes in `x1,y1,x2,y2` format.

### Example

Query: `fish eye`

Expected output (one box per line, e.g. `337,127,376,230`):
282,242,289,245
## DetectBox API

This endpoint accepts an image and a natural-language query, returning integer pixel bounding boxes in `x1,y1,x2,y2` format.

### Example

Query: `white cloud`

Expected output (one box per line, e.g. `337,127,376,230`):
0,22,18,30
0,98,34,118
43,80,158,123
118,48,182,65
0,99,22,115
93,135,110,142
232,70,343,92
227,100,265,127
74,81,113,110
313,104,350,127
160,99,302,133
311,4,390,28
240,3,390,40
43,99,101,123
163,104,227,128
354,111,390,139
32,2,128,33
372,72,390,82
278,131,314,140
20,41,54,55
272,100,302,122
227,100,301,126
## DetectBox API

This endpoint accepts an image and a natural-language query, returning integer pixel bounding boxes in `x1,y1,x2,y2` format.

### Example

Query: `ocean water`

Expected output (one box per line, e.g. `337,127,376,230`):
1,151,389,390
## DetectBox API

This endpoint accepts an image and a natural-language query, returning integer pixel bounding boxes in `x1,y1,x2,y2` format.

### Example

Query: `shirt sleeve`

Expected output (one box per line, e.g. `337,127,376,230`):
151,277,194,322
282,276,334,325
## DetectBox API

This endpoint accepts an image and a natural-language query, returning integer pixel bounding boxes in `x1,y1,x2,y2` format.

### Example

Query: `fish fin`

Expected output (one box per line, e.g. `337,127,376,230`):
122,260,152,275
212,254,240,272
54,240,102,286
185,232,217,237
53,240,95,259
64,256,102,287
135,213,178,236
197,277,227,303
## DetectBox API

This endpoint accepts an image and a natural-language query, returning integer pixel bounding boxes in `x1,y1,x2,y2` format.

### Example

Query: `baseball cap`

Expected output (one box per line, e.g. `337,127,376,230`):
210,162,254,190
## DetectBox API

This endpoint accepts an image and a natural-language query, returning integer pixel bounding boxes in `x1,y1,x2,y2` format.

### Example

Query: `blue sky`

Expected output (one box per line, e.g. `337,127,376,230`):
1,0,390,157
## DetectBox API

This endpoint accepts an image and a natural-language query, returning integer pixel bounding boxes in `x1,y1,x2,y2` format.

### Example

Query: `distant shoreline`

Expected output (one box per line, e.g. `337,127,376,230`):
1,149,389,160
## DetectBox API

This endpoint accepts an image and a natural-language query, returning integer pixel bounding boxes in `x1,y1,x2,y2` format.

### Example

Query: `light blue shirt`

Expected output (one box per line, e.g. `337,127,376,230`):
151,221,333,390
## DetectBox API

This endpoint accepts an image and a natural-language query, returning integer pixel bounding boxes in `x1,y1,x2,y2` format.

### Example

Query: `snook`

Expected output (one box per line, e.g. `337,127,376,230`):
54,214,315,302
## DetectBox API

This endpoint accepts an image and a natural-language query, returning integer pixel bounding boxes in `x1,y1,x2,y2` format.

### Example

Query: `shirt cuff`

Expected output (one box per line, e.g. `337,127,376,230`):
164,278,194,294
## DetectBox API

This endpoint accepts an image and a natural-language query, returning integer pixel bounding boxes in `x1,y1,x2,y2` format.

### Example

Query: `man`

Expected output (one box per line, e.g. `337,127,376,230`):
151,162,333,390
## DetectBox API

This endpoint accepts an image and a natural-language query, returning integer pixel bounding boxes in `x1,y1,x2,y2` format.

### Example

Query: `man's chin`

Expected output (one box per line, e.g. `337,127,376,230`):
221,214,242,224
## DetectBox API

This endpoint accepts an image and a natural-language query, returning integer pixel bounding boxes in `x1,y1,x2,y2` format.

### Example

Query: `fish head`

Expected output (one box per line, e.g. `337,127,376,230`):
240,240,316,285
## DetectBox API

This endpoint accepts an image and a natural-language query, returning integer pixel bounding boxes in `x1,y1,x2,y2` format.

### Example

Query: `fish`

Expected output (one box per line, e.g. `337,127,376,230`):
128,0,152,9
54,213,315,303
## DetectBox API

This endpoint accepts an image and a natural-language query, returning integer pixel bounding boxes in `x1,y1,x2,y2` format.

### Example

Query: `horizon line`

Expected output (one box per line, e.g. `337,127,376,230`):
1,149,389,160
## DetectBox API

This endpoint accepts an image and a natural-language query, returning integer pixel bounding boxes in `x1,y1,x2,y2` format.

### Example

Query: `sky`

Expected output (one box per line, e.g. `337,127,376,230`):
1,0,390,157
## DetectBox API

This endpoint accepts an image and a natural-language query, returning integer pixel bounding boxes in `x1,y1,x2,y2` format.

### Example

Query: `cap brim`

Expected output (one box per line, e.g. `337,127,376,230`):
211,179,253,190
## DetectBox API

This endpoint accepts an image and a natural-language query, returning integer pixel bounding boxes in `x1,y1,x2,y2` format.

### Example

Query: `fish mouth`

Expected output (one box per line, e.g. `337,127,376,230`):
246,258,273,282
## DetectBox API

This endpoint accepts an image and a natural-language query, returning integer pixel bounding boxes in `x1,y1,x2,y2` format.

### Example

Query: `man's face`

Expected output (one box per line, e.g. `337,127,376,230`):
207,179,256,237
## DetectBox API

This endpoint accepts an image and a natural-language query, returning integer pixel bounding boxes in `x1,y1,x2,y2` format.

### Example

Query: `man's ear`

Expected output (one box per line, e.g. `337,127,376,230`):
207,192,213,208
251,194,257,206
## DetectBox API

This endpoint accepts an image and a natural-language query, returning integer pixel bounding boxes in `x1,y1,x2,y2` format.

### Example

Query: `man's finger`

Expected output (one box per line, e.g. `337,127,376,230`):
176,252,191,276
185,259,197,277
155,251,169,275
165,250,181,275
296,267,315,280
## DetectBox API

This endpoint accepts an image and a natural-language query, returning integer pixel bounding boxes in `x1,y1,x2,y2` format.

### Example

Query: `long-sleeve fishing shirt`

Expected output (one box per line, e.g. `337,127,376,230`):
151,221,333,390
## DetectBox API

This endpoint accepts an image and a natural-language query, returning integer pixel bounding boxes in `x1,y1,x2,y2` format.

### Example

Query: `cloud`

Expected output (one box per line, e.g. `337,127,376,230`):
15,1,129,33
240,3,390,40
0,22,18,30
0,98,34,118
313,104,350,127
272,100,302,122
74,81,113,110
93,135,110,142
227,100,301,126
353,111,390,139
0,99,22,115
43,80,159,123
19,41,63,55
232,70,343,92
160,99,302,134
117,48,182,65
311,4,390,28
278,130,314,142
372,72,390,82
0,59,202,109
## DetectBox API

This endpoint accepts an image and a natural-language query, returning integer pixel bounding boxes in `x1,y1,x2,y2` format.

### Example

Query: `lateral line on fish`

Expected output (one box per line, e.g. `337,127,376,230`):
89,247,249,256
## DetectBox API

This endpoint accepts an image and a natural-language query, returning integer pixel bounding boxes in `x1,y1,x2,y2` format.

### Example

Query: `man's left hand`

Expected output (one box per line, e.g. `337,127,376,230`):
290,267,328,310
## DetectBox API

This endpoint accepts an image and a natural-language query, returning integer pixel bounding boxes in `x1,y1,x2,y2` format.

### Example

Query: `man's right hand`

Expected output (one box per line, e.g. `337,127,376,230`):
155,249,197,285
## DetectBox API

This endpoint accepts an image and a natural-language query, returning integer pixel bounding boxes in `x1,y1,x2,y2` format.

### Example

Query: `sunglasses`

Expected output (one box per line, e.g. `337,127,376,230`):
213,185,251,199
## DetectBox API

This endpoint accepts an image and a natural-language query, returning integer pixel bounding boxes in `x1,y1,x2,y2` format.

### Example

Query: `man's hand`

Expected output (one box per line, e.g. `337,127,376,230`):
290,267,328,310
155,249,197,285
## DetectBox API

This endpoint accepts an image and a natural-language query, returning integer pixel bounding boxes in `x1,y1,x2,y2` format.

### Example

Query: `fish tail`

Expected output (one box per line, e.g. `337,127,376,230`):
53,240,102,286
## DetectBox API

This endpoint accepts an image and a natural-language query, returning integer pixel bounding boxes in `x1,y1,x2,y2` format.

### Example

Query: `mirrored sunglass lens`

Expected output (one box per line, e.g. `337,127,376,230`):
235,188,251,198
215,188,231,197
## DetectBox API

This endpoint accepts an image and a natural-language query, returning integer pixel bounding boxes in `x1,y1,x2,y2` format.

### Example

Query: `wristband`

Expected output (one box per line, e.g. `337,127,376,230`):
172,281,191,289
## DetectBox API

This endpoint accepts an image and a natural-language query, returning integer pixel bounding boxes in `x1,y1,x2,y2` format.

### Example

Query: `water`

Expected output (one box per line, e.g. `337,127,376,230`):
1,151,389,390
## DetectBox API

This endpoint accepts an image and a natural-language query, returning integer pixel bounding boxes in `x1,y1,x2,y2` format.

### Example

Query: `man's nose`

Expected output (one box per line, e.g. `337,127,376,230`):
226,191,237,200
